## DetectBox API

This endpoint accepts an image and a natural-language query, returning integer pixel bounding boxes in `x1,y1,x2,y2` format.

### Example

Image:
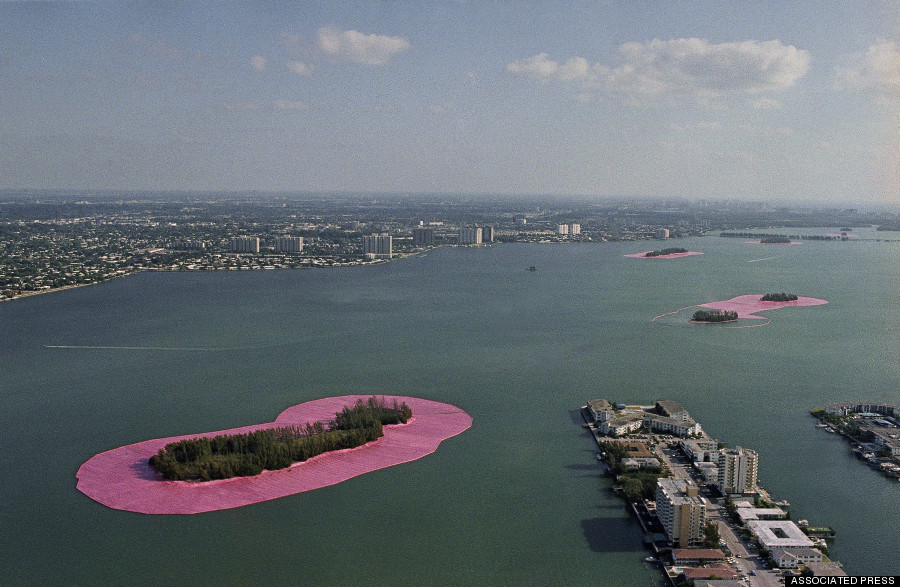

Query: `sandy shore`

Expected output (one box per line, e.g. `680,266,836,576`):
75,395,472,514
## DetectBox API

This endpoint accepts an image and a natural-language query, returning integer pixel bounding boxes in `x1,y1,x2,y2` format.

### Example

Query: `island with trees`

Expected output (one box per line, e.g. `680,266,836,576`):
759,235,793,244
761,293,798,302
691,309,739,323
75,395,472,514
644,247,688,257
149,397,412,481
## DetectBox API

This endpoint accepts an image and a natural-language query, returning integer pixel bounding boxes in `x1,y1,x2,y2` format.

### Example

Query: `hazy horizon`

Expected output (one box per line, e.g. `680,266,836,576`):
1,1,897,204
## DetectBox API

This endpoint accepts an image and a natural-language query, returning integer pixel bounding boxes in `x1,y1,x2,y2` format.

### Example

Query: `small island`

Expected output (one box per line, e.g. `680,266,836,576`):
150,397,412,481
761,293,798,302
691,309,738,323
644,247,688,257
760,235,792,244
75,395,472,514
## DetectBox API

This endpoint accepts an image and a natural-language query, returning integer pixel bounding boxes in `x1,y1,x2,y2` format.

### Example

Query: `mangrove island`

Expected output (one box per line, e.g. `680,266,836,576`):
762,293,798,302
645,247,688,257
691,309,739,323
149,397,412,481
760,235,792,244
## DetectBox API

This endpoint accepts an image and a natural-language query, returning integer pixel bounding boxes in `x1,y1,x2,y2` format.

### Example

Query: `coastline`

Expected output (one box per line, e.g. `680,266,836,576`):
0,250,429,304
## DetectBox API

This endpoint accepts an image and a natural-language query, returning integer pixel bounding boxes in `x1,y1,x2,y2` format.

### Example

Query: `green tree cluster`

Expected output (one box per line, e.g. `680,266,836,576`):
149,397,412,481
691,309,739,322
597,441,667,502
760,235,792,244
644,247,688,257
704,521,721,548
761,292,798,302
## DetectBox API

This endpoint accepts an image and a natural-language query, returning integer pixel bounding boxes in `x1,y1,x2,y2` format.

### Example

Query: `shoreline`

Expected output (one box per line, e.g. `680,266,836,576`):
0,250,428,304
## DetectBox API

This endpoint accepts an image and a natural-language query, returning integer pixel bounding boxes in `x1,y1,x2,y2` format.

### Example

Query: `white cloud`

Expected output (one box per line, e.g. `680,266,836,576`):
507,38,810,101
505,54,591,81
224,101,259,111
750,97,782,109
834,41,900,97
250,55,267,73
225,100,308,111
613,39,808,94
272,100,308,110
317,26,410,65
286,61,314,76
696,120,722,131
506,53,559,80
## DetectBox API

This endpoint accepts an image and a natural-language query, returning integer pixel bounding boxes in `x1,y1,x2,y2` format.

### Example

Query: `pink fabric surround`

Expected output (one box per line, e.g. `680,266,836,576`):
698,294,828,319
625,251,704,259
76,395,472,514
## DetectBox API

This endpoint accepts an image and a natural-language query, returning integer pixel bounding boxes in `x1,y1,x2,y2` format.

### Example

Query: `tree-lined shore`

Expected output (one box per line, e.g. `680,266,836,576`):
149,397,412,481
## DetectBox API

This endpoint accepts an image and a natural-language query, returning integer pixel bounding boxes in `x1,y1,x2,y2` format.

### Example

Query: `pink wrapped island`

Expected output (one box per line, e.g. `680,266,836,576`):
653,294,828,327
76,395,472,514
625,251,703,259
697,294,828,320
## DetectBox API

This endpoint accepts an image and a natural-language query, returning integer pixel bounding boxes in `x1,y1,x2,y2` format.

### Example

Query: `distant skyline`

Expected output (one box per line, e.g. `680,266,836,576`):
1,1,897,204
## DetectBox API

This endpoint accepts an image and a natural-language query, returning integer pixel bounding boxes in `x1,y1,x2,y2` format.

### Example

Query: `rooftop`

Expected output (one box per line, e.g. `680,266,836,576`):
672,548,726,561
747,520,814,548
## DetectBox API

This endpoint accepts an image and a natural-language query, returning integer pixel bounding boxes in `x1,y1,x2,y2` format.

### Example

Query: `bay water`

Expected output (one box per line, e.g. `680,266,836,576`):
1,231,898,584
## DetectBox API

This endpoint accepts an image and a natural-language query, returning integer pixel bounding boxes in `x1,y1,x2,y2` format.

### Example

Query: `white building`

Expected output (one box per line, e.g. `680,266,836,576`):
556,224,569,235
569,223,581,236
656,478,707,547
598,413,644,436
681,438,720,462
362,234,392,258
825,402,896,417
586,399,615,422
736,507,787,524
770,548,823,569
231,236,260,253
746,520,814,550
644,414,702,437
459,226,483,245
716,447,758,494
694,462,719,484
274,236,303,253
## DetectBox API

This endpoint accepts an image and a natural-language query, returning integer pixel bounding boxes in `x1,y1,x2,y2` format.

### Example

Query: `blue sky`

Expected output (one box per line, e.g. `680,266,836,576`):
1,1,897,204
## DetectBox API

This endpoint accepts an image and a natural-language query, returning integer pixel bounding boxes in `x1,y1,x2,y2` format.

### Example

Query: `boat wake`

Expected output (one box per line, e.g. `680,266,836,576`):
44,345,223,352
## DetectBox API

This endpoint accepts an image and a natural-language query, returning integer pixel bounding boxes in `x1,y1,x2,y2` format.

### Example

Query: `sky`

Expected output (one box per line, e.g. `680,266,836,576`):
1,1,898,204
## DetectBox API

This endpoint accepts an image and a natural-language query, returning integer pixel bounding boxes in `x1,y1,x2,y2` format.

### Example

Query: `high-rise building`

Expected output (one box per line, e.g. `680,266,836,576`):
231,237,260,253
274,236,303,253
459,226,483,244
556,224,569,235
716,447,759,494
481,226,494,243
656,478,708,547
655,228,670,239
362,234,392,258
569,223,581,236
413,228,434,246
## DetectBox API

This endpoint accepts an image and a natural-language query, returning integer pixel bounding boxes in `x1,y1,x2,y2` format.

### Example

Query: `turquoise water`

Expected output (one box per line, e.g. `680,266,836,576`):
1,232,898,584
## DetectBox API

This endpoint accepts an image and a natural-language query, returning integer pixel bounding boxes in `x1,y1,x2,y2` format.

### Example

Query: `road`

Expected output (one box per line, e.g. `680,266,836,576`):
651,436,787,587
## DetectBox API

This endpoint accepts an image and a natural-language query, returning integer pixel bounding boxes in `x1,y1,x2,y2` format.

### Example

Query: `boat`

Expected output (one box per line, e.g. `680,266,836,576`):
644,556,657,563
